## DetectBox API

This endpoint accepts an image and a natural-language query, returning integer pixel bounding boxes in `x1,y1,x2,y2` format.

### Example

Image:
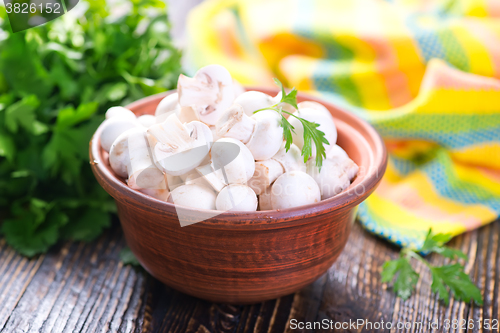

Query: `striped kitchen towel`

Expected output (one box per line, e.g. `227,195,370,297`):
185,0,500,249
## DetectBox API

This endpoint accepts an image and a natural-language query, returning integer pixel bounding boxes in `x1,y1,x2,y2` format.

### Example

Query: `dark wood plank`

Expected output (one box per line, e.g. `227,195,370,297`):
0,220,498,333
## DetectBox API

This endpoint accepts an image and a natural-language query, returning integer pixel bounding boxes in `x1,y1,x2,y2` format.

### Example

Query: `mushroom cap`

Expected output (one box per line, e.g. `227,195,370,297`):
287,107,337,156
270,171,321,210
178,64,236,125
137,114,156,128
215,103,255,144
325,144,358,181
105,106,136,120
234,91,275,117
155,93,179,117
246,110,284,161
108,127,146,178
211,138,255,185
298,101,332,117
272,142,306,173
100,117,141,152
139,188,170,201
216,184,258,212
306,159,350,199
168,184,217,210
326,144,349,161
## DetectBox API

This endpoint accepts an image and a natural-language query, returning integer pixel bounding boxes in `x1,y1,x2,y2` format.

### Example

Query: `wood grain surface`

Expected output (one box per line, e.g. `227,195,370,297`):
0,218,498,333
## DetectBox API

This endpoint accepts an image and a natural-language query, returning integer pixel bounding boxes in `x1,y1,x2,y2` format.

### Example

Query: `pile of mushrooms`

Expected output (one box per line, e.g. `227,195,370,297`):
100,65,359,212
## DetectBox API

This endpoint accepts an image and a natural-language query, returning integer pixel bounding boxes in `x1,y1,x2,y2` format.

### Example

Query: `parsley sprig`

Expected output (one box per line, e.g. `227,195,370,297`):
381,229,483,305
254,79,329,168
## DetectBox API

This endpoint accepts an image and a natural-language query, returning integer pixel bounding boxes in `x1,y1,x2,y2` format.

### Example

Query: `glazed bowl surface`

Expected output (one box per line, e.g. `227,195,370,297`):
90,87,387,304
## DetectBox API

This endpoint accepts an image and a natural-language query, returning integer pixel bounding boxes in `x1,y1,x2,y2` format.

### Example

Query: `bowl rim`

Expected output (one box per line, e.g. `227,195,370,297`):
90,88,387,228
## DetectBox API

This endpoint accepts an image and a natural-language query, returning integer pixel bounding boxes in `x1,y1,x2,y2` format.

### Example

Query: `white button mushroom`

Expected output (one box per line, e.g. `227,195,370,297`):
137,114,156,128
168,184,217,210
245,110,284,161
108,127,145,178
287,107,337,157
215,104,256,144
147,114,213,176
234,91,275,117
247,159,284,195
298,101,332,117
155,93,179,123
271,142,306,173
215,184,258,212
211,138,255,185
195,164,226,193
306,159,350,200
100,117,141,152
177,64,236,125
270,171,321,210
105,106,136,120
326,144,359,181
126,130,166,191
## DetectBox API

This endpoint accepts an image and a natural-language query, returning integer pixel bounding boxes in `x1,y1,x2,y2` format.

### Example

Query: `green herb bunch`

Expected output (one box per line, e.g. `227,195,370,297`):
0,0,182,256
254,79,329,168
382,229,483,305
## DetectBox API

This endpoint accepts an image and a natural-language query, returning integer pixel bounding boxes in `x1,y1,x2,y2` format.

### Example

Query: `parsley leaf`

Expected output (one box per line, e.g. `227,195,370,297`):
381,229,483,305
254,79,328,168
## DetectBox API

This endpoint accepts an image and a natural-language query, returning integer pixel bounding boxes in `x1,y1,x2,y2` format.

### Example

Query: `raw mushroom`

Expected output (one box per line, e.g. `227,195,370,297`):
166,174,183,191
215,104,256,144
246,110,284,160
137,114,156,128
247,159,284,195
246,143,305,195
147,114,212,176
234,91,275,117
155,93,179,123
126,129,166,192
168,184,217,210
105,106,136,120
327,144,359,181
210,138,255,185
184,171,213,189
178,105,200,123
195,164,226,192
287,107,337,157
306,159,350,200
215,184,258,211
270,171,321,210
100,117,141,152
178,64,236,125
109,127,145,178
298,101,332,117
258,187,273,210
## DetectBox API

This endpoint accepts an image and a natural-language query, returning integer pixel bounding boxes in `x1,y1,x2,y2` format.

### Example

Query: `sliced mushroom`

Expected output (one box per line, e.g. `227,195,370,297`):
210,138,255,185
105,106,136,120
100,117,141,152
168,184,217,210
234,91,275,116
306,159,350,200
178,105,200,123
195,164,226,192
247,159,284,195
147,114,212,176
215,104,256,144
270,171,321,210
245,110,284,160
215,184,258,211
287,107,337,157
178,64,235,125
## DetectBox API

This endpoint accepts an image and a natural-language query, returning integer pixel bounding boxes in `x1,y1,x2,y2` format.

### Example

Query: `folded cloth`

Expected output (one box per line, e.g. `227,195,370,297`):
186,0,500,249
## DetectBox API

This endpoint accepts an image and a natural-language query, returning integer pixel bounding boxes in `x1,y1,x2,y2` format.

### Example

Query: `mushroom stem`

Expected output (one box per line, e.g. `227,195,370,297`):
215,104,256,144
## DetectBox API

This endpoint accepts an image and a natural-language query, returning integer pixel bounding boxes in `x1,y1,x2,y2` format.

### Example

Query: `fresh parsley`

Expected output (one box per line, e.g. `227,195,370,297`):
0,0,181,256
254,79,329,168
381,229,483,305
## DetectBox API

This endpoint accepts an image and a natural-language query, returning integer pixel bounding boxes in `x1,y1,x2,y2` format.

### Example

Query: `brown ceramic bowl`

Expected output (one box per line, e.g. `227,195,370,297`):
90,88,387,304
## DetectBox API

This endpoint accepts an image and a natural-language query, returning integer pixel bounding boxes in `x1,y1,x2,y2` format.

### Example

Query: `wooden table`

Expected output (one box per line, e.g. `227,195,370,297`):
0,219,498,333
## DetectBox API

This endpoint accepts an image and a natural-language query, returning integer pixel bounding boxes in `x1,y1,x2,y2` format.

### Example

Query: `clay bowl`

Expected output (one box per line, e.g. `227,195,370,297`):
90,87,387,304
